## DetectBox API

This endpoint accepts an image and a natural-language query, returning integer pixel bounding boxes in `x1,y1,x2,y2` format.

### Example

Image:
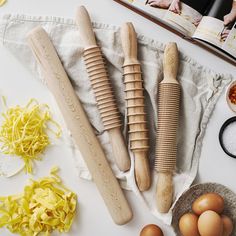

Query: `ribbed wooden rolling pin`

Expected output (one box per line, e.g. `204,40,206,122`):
27,26,133,225
120,22,151,191
155,42,180,213
75,6,130,172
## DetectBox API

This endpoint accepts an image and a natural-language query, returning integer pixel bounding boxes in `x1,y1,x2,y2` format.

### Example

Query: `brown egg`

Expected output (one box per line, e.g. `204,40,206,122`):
140,224,164,236
178,213,200,236
221,215,234,236
192,193,224,215
198,210,223,236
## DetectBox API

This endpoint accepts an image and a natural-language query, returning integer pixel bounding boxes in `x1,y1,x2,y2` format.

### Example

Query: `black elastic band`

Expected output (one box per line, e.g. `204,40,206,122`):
219,116,236,159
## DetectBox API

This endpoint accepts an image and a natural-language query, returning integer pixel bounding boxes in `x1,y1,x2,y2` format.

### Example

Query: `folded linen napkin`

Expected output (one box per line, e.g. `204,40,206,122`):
0,14,232,224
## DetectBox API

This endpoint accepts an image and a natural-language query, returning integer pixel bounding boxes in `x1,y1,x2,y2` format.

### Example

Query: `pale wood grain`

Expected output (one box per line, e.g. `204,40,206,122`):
27,26,133,225
121,22,151,191
76,6,130,172
155,42,180,213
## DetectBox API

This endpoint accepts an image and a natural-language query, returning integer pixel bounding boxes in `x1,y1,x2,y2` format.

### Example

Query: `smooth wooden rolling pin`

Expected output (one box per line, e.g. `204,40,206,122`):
120,22,151,191
155,42,180,213
75,6,130,172
27,26,133,225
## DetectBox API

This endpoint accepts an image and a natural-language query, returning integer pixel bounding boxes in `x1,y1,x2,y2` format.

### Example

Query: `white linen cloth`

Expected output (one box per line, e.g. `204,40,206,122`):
0,14,232,225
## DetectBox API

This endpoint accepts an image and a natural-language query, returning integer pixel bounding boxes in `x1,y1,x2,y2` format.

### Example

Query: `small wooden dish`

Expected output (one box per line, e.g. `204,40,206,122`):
172,183,236,236
226,81,236,113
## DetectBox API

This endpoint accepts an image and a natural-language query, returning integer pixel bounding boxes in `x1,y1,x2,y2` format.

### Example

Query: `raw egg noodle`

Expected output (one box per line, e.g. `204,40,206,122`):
0,99,61,173
0,0,6,7
0,167,77,235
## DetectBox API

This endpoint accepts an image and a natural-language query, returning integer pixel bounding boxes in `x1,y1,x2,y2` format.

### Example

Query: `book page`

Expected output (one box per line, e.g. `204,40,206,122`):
222,24,236,58
120,0,203,37
120,0,168,19
193,16,225,48
192,0,236,58
163,1,202,37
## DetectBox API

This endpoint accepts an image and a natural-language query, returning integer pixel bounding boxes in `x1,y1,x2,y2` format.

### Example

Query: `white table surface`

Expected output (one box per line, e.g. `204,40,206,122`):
0,0,235,235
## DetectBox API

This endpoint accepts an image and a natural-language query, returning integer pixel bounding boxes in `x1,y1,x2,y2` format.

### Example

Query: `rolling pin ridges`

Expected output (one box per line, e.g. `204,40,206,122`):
123,64,150,163
154,42,180,213
76,6,132,219
120,22,151,190
122,62,141,67
83,46,121,131
155,83,180,173
125,96,145,100
123,63,151,191
128,128,148,134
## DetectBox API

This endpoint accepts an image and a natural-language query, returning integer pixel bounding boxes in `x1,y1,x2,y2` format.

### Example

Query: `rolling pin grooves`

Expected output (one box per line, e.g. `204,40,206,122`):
84,46,121,131
155,83,180,172
123,64,149,153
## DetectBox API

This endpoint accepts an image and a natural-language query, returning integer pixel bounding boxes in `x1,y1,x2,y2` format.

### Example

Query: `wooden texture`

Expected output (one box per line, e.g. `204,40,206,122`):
155,42,180,213
76,6,130,172
120,22,150,191
27,26,133,225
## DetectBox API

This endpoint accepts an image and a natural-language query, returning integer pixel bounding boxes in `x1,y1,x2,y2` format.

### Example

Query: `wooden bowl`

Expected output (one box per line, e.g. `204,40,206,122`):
226,81,236,113
172,183,236,236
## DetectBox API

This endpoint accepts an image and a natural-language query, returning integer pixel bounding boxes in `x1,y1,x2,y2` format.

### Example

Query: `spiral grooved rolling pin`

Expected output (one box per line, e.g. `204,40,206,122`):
155,42,180,213
27,26,133,225
76,6,130,172
120,22,151,191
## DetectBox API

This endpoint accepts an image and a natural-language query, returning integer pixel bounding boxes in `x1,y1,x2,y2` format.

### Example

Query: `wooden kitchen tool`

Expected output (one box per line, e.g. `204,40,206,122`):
76,6,130,172
27,26,133,225
155,42,180,213
120,22,151,191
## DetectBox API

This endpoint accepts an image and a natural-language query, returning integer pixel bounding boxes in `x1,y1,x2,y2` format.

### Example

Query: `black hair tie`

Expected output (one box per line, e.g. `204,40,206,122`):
219,116,236,159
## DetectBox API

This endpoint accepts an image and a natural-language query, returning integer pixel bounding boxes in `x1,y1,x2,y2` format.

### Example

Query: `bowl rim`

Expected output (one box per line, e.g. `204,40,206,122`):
226,80,236,113
219,116,236,159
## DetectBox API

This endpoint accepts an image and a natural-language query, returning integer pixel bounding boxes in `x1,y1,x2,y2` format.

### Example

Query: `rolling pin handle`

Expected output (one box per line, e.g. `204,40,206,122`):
108,128,131,172
76,6,97,47
120,22,139,65
134,151,151,191
156,172,173,213
162,42,179,84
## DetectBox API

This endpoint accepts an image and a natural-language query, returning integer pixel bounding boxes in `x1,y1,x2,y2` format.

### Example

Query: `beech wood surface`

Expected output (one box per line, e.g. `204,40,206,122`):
27,26,133,225
120,22,150,191
76,6,130,172
155,42,180,213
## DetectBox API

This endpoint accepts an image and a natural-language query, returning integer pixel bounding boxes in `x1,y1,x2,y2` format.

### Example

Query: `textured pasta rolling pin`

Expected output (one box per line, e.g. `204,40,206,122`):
27,26,133,225
76,6,130,172
155,42,180,213
120,22,151,191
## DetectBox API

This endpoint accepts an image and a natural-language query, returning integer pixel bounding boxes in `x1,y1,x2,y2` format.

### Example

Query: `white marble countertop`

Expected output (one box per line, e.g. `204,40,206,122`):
0,0,235,235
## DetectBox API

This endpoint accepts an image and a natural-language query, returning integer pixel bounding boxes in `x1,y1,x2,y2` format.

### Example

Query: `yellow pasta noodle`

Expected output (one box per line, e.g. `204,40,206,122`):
0,99,61,173
0,167,77,235
0,0,6,7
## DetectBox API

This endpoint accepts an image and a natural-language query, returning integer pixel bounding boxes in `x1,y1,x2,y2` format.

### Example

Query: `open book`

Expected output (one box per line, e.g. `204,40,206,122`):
114,0,236,65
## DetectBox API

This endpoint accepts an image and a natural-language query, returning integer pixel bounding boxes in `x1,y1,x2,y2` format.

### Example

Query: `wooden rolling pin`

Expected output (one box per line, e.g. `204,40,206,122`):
27,26,133,225
155,42,180,213
75,6,130,172
120,22,151,191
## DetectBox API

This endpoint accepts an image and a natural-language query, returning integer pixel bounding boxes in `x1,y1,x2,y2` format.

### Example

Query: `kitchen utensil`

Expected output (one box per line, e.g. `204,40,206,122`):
172,183,236,236
27,26,133,225
75,6,130,172
120,22,151,191
155,42,180,213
